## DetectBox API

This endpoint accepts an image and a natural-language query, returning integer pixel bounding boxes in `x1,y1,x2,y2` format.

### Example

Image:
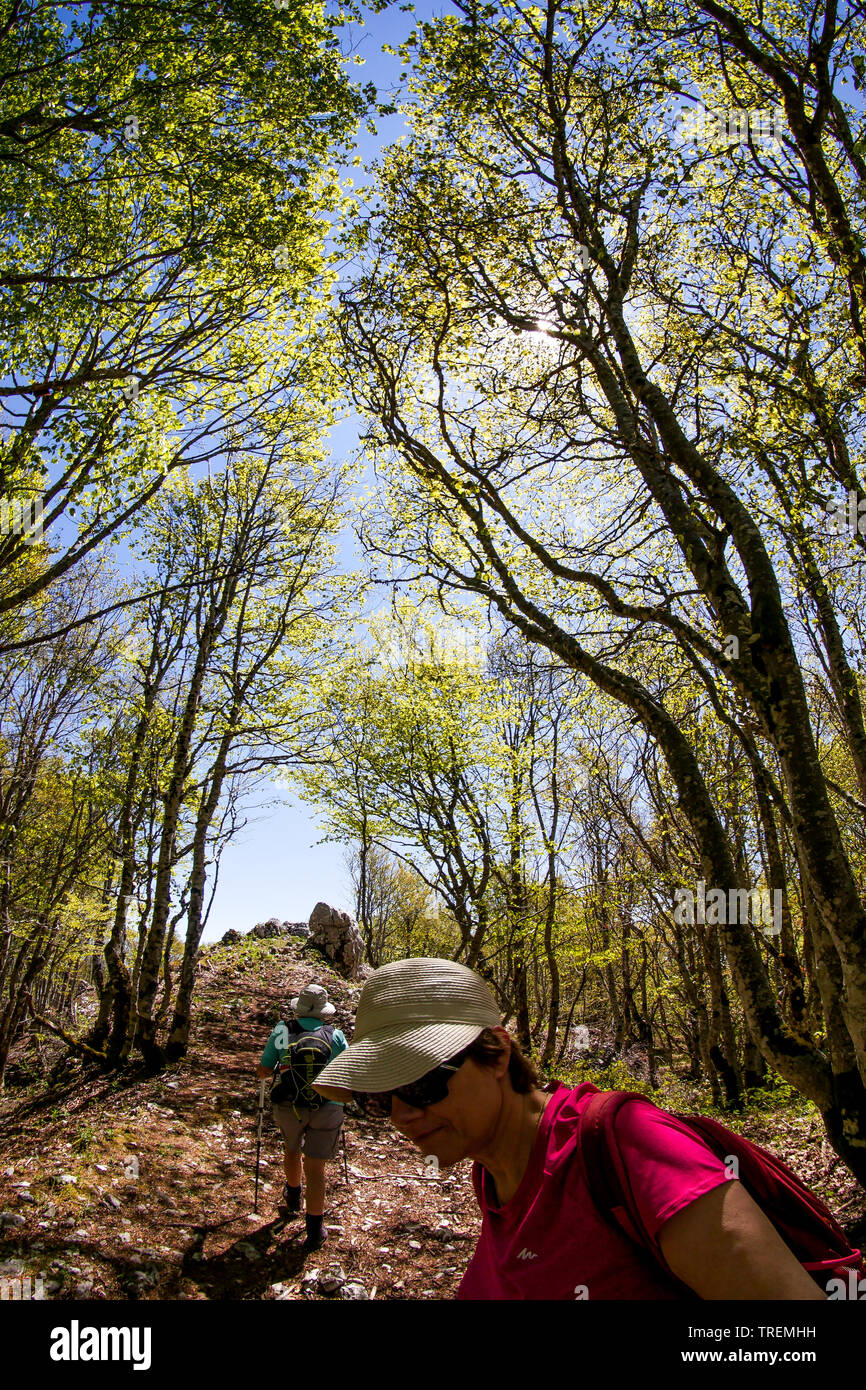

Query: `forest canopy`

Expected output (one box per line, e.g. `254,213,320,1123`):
2,0,866,1196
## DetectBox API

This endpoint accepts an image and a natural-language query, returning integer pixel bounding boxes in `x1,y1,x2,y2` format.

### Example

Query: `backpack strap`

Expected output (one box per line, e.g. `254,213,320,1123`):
579,1089,696,1291
579,1090,656,1241
276,1017,304,1049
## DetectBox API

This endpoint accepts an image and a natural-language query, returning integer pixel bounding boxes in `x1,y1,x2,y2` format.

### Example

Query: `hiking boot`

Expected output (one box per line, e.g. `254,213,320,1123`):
302,1215,327,1251
281,1182,302,1215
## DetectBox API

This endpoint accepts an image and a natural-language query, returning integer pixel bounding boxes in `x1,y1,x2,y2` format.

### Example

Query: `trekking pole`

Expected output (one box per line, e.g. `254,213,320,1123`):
341,1124,348,1185
253,1078,266,1214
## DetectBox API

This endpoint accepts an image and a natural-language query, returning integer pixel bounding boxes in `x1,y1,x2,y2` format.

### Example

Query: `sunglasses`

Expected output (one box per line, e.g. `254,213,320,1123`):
353,1047,471,1119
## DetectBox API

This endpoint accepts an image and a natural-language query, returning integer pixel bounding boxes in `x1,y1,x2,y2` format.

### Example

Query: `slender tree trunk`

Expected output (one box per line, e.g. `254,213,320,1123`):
136,605,230,1069
165,728,235,1061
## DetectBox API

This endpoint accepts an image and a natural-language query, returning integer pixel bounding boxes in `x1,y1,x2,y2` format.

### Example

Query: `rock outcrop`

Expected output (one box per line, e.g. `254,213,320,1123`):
308,902,364,979
215,917,313,950
249,917,283,939
249,917,310,940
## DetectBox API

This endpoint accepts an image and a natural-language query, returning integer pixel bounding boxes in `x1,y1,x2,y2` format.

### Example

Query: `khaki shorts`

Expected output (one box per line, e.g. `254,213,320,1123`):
272,1100,344,1160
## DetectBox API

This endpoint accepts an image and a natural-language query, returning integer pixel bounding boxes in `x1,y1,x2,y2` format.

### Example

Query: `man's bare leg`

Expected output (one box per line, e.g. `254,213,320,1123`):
303,1155,326,1217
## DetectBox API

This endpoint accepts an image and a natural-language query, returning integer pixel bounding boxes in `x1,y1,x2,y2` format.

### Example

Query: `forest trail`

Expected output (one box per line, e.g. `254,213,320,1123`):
0,935,480,1300
2,933,865,1301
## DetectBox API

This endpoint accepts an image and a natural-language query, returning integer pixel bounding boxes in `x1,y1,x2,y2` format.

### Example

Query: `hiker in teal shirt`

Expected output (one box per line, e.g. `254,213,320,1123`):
256,981,347,1251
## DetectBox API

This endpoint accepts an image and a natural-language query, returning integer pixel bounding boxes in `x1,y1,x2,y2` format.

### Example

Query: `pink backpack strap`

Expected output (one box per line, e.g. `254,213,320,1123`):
578,1091,631,1213
579,1089,695,1290
580,1090,660,1244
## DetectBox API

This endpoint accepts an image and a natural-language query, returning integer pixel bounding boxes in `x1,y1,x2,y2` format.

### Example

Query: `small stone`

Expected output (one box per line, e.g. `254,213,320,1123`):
94,1165,108,1173
54,1174,77,1185
317,1264,346,1294
340,1281,369,1300
0,1212,26,1227
17,1193,36,1205
103,1195,121,1211
408,1240,422,1250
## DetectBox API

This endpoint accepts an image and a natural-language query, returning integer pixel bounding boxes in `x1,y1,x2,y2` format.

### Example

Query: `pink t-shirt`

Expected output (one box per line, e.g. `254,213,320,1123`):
457,1082,736,1300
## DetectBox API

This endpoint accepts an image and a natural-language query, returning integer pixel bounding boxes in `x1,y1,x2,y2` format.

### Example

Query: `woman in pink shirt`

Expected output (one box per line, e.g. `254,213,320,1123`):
313,957,827,1300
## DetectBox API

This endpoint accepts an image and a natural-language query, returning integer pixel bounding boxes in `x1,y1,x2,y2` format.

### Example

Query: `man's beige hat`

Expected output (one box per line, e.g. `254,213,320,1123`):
290,982,336,1021
313,957,501,1092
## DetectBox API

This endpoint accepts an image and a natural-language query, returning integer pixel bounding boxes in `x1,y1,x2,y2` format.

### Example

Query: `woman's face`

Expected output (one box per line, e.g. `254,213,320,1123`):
388,1035,510,1168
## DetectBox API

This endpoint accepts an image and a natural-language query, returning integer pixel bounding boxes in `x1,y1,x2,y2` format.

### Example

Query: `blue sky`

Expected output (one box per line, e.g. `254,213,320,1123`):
202,0,455,941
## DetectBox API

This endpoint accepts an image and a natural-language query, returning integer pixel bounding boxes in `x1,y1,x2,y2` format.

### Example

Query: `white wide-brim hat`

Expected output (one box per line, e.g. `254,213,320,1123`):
290,982,336,1020
312,957,501,1093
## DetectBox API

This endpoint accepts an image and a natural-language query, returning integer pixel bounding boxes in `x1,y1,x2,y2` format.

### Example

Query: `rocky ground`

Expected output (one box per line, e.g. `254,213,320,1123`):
0,934,480,1301
0,931,863,1301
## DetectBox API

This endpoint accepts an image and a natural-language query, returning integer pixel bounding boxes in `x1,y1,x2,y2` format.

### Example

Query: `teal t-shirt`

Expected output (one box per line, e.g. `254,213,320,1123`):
261,1016,348,1106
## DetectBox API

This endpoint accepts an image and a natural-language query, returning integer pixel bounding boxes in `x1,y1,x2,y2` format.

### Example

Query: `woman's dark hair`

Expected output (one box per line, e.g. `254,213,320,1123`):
462,1027,541,1094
